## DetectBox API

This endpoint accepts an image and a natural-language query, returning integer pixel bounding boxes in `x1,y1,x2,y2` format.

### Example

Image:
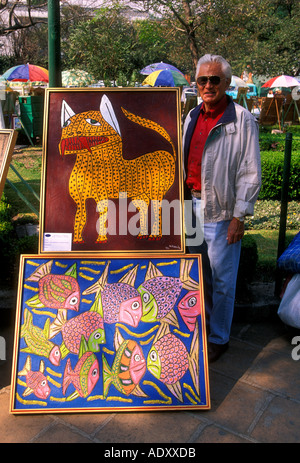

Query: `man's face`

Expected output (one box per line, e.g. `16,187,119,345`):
196,62,230,110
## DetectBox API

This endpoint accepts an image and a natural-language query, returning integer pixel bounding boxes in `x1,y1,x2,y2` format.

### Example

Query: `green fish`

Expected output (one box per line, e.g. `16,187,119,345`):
62,339,99,401
20,308,61,366
137,259,199,326
102,328,147,399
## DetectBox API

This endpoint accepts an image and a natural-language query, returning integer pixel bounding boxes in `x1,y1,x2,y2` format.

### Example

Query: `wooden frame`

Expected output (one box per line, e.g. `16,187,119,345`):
10,254,210,414
0,129,17,199
39,88,184,254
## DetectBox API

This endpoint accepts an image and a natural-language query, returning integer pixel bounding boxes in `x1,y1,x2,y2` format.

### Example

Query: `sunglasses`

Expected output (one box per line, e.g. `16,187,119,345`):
197,76,225,86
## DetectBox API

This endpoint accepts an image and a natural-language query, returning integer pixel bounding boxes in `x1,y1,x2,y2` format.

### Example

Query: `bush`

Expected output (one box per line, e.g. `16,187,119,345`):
259,151,300,200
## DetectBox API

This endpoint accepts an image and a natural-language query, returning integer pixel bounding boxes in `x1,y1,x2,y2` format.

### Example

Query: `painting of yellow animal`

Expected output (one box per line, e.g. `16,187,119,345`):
40,89,183,253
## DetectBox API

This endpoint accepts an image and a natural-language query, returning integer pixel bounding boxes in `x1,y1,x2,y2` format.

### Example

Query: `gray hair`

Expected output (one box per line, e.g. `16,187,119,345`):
195,54,232,80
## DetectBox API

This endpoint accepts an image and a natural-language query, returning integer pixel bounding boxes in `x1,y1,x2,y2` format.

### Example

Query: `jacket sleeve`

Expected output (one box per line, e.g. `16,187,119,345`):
233,111,261,218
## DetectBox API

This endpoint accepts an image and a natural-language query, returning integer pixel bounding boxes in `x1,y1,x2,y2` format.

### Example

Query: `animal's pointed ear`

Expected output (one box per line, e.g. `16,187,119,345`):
61,100,75,128
100,94,121,136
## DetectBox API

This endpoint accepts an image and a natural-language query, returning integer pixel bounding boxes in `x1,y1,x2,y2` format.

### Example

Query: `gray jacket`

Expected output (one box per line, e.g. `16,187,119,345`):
183,97,261,222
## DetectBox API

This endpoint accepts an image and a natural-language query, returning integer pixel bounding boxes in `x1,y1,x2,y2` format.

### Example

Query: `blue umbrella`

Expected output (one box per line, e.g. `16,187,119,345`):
140,62,183,75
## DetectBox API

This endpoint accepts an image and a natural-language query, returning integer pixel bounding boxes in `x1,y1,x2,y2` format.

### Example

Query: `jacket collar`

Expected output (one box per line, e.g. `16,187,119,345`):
184,96,236,162
197,95,236,124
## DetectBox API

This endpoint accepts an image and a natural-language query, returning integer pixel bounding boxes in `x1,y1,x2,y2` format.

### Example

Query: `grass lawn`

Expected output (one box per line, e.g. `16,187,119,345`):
245,229,298,280
3,146,42,219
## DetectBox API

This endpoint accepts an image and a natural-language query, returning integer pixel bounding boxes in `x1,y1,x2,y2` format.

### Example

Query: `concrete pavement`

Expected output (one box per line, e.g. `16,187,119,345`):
1,286,300,444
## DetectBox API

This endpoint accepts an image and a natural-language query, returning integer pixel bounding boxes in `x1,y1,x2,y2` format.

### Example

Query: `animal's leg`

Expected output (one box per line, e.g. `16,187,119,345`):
132,196,149,239
73,198,87,243
96,199,108,242
149,198,163,241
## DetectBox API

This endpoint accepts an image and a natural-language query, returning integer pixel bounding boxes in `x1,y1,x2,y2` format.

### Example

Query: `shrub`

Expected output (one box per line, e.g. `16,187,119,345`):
259,151,300,200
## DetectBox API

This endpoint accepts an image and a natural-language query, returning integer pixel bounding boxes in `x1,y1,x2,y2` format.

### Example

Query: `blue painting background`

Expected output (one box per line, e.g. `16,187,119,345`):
12,255,209,412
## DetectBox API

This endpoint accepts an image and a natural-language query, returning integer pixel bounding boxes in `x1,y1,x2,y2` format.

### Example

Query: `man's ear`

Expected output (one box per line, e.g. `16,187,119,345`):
225,78,231,90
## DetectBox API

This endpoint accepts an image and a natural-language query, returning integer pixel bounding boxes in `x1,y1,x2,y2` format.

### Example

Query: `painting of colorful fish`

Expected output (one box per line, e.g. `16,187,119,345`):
10,255,210,414
18,356,51,400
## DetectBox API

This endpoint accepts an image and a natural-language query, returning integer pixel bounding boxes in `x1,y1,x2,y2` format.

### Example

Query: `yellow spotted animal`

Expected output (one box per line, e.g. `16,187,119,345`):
59,95,176,244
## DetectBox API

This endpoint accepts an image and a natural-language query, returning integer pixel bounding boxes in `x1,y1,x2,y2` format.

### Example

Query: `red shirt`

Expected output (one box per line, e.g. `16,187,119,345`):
186,95,228,191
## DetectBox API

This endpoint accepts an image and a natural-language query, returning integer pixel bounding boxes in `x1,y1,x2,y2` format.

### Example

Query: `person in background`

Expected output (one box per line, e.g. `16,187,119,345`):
183,54,261,362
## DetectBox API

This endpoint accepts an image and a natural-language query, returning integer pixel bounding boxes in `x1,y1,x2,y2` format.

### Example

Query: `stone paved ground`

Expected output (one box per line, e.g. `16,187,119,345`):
1,303,299,444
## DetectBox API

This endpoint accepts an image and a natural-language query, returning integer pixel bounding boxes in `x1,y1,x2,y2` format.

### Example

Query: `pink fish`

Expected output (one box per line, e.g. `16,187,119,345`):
49,309,105,358
101,283,142,327
63,351,99,399
177,290,202,332
18,356,51,400
26,260,80,312
147,323,200,402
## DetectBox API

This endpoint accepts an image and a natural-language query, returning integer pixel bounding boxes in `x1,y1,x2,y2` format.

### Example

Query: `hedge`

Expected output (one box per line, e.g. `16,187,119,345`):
259,151,300,200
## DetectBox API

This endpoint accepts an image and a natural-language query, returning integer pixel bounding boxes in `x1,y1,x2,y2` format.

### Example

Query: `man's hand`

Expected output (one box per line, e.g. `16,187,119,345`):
227,218,244,244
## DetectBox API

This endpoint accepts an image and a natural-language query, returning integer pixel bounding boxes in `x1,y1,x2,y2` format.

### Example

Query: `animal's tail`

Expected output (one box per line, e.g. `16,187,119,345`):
102,354,113,399
62,358,73,396
20,308,32,338
18,355,31,377
82,261,110,296
26,260,53,283
121,107,176,161
180,259,199,291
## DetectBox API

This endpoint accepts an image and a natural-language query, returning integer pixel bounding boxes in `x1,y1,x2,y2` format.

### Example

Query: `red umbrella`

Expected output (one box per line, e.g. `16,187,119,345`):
0,64,48,82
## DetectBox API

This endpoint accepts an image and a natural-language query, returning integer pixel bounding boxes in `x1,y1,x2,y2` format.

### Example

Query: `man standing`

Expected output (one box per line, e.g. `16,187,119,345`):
183,54,261,362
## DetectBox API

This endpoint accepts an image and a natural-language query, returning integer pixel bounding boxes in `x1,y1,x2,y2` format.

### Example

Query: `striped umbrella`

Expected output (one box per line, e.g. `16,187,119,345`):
142,70,189,87
140,62,183,75
262,75,300,88
0,64,48,82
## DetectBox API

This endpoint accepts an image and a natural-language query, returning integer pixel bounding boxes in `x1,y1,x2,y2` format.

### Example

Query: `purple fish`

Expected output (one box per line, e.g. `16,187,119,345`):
83,263,142,327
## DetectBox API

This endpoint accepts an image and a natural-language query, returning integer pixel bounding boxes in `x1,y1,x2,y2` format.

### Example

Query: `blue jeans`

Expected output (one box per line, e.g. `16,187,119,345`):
188,198,241,345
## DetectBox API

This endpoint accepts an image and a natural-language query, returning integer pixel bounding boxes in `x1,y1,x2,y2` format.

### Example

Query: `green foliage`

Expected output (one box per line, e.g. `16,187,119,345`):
259,152,300,200
63,6,172,82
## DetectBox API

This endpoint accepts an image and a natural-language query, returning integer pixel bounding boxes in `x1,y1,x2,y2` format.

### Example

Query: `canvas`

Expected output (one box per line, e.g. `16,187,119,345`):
10,254,210,413
0,129,17,199
39,88,184,254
